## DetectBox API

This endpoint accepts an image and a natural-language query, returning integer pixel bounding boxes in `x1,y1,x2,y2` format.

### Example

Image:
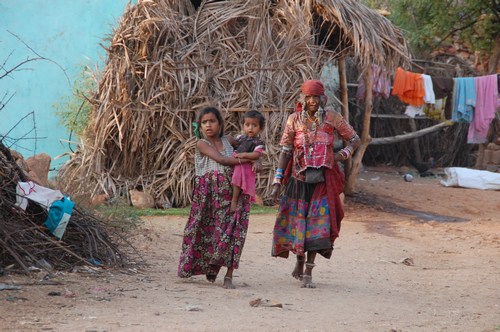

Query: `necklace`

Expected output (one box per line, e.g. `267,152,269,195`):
301,108,325,158
303,117,320,159
308,116,320,131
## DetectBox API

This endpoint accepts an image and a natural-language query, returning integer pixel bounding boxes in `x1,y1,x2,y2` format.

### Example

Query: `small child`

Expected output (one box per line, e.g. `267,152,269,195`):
231,110,266,212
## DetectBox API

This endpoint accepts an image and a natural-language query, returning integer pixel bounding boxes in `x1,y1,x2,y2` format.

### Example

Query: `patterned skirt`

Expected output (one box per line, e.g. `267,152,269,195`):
272,166,344,259
178,170,250,278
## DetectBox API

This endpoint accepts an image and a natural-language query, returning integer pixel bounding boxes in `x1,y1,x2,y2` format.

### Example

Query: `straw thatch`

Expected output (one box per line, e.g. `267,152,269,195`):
58,0,411,207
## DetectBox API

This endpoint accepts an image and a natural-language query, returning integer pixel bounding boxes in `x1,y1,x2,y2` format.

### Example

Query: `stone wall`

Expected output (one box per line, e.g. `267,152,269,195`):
482,138,500,172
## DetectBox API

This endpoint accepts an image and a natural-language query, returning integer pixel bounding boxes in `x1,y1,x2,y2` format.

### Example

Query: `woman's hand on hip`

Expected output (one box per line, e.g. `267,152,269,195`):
334,152,346,162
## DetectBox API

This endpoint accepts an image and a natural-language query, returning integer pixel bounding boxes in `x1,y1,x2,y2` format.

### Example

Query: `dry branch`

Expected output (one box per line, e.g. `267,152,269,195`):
0,140,133,273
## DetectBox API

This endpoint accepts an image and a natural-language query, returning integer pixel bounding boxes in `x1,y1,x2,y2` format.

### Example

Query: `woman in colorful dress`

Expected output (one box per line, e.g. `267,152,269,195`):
271,79,360,288
178,106,253,289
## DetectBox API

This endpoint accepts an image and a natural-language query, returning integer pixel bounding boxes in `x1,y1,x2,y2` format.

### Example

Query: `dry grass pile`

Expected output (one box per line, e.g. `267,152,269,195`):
0,141,130,273
58,0,410,207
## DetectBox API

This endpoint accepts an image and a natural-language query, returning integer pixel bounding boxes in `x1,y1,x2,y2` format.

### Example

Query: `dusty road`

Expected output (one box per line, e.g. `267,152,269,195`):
1,168,499,332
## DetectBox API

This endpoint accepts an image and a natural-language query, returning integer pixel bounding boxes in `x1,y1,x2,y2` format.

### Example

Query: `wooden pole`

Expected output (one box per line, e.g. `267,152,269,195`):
370,121,452,145
409,118,422,162
338,57,352,178
345,65,372,195
339,58,349,120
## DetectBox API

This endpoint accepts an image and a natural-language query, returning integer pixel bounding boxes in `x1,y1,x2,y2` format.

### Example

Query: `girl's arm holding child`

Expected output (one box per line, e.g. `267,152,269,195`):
233,151,261,160
197,139,252,165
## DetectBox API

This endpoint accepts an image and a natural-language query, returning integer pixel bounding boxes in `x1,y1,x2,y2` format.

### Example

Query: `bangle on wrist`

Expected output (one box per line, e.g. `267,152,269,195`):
340,147,351,159
273,177,282,185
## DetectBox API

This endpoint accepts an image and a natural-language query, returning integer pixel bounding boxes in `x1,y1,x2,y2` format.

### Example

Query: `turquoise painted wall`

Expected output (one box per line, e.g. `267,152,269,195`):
0,0,134,173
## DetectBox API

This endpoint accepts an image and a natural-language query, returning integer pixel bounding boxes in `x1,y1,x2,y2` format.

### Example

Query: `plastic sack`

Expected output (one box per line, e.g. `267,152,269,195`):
440,167,500,190
44,197,75,239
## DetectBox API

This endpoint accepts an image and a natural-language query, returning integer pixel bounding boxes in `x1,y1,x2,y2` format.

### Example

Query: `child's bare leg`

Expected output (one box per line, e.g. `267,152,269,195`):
231,185,241,212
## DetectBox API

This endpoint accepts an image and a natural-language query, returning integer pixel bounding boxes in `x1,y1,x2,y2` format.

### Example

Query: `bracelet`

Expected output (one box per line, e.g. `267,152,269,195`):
345,145,354,155
274,167,284,179
280,146,292,156
340,147,352,159
349,134,360,143
273,177,282,185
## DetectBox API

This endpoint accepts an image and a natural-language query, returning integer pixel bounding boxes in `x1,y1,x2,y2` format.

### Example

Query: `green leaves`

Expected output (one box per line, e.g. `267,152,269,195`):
53,64,96,137
363,0,499,57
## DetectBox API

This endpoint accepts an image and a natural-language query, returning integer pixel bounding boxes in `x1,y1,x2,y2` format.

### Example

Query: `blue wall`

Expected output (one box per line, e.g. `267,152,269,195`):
0,0,134,172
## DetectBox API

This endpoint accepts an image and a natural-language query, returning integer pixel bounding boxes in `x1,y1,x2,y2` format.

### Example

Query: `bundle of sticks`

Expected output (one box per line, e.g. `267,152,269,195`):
0,141,133,273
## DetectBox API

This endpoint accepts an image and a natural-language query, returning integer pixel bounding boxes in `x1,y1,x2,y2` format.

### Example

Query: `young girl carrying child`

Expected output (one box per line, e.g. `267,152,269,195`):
178,107,253,289
231,110,266,212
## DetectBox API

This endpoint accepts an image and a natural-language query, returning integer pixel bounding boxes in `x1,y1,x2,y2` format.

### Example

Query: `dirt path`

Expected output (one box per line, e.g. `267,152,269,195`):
1,168,499,332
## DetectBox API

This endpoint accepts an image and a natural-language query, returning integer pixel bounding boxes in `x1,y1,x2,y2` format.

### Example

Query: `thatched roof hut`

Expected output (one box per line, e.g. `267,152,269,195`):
59,0,411,207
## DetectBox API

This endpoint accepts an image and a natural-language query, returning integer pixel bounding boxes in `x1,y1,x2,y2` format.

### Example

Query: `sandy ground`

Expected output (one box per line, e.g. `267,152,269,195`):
1,167,499,332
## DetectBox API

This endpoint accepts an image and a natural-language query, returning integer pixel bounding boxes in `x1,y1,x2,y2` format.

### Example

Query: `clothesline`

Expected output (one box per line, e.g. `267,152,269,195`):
357,66,499,144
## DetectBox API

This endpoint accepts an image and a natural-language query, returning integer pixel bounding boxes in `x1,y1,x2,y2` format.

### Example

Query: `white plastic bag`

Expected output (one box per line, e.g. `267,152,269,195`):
440,167,500,190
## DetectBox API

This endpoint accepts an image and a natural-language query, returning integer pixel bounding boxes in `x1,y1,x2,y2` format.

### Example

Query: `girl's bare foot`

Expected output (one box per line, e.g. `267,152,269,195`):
292,256,305,280
206,273,217,283
223,276,235,289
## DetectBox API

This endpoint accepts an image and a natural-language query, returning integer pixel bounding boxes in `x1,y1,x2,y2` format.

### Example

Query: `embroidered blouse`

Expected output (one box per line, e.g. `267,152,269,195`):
279,110,357,181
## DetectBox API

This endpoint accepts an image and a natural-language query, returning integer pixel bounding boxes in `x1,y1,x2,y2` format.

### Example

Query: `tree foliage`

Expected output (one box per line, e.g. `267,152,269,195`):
363,0,500,60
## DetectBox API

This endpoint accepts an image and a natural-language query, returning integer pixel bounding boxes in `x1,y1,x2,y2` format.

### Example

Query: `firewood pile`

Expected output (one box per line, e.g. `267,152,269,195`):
0,141,131,273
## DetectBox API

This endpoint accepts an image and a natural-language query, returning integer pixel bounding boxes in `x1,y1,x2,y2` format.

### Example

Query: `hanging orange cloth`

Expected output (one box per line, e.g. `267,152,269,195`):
391,67,425,106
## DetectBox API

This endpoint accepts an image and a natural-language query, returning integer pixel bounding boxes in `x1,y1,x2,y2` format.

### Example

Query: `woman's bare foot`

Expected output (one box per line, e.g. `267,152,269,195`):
301,275,316,288
301,262,316,288
292,256,305,280
223,276,235,289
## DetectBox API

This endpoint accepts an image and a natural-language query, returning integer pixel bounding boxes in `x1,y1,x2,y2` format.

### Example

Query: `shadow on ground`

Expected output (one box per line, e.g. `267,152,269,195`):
348,192,469,223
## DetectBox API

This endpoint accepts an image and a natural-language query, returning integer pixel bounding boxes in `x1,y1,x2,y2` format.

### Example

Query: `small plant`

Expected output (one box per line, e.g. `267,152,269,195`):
53,64,97,137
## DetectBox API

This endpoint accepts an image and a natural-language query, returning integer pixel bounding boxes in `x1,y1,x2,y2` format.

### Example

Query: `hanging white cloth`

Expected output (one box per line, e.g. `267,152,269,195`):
15,181,64,211
422,74,436,104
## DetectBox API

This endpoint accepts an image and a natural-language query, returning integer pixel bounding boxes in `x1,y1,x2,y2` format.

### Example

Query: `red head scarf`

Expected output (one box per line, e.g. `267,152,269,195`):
296,79,326,112
301,79,325,96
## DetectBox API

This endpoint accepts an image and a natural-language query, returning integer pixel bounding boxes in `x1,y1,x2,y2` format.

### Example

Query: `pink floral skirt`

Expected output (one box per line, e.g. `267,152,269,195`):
178,170,250,279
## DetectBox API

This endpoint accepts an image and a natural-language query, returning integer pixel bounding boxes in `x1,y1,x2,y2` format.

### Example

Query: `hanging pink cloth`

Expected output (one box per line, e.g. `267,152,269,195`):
467,74,499,144
356,64,391,99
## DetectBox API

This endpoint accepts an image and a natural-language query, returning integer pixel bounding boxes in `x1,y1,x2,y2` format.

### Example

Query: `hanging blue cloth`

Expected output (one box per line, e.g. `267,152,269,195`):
452,77,476,123
44,196,75,240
